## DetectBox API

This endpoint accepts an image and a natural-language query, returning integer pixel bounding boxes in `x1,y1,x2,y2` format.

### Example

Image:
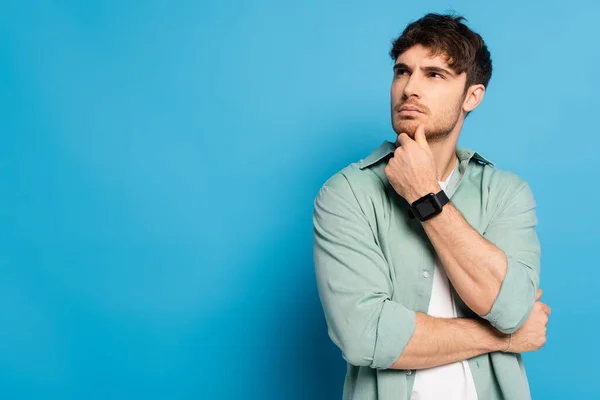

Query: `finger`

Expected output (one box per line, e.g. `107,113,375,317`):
535,289,543,301
414,124,429,149
396,133,411,147
537,301,551,315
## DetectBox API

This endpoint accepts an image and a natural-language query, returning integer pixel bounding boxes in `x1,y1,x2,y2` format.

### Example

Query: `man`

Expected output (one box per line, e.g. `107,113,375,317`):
312,13,550,400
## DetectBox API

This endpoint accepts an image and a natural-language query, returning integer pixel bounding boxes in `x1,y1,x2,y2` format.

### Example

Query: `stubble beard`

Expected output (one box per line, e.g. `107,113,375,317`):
390,103,462,144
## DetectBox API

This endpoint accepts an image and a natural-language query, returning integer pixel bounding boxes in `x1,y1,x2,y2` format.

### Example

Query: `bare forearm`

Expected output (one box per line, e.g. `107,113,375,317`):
390,312,506,370
421,203,507,316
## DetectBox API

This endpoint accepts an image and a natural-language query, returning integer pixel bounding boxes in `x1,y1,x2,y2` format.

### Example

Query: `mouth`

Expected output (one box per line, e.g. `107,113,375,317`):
398,109,423,117
396,104,425,117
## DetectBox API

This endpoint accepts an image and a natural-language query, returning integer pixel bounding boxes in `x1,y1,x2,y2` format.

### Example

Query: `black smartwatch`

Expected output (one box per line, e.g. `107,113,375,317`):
408,190,450,221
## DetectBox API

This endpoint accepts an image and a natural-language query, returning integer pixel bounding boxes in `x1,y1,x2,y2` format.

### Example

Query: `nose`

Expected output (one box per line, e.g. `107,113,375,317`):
402,74,421,99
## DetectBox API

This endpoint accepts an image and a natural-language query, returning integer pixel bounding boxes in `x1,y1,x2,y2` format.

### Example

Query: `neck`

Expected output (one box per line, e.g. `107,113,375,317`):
430,124,462,182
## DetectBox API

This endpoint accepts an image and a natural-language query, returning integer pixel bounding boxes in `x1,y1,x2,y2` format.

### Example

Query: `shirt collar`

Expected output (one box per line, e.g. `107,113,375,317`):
357,140,495,170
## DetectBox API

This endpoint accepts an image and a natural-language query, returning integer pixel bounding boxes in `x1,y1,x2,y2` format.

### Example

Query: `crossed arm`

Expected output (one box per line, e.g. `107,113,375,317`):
313,173,540,370
389,312,507,370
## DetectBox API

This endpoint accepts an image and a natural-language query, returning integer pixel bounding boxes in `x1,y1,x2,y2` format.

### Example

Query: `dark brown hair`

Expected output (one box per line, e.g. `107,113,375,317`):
390,13,492,90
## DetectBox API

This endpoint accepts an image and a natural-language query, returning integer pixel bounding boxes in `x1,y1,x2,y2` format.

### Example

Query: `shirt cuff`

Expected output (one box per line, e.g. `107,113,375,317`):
372,300,417,369
482,256,537,334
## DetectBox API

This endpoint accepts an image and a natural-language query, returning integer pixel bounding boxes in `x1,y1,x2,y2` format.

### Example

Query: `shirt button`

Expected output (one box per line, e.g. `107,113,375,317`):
406,370,412,375
422,271,430,278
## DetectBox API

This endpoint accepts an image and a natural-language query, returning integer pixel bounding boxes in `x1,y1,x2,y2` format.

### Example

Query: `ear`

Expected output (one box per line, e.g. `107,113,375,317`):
462,84,486,113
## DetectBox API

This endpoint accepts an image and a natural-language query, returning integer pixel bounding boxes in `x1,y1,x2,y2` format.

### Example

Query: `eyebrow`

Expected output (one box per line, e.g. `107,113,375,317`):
393,63,455,77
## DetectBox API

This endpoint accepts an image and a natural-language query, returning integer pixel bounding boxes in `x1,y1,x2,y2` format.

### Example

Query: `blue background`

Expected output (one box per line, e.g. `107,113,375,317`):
1,0,598,399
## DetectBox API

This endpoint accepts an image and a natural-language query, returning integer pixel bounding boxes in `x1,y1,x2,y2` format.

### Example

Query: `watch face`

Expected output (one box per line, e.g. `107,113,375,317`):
415,199,437,217
413,193,442,220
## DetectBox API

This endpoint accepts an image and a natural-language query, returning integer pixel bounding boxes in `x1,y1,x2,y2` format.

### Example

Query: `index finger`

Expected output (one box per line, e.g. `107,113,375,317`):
396,132,411,147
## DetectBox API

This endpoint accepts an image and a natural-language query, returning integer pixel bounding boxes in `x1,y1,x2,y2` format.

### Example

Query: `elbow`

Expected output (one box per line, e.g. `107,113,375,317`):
338,334,377,367
342,347,373,368
483,297,535,335
481,256,538,335
479,300,528,334
492,320,523,335
337,301,417,369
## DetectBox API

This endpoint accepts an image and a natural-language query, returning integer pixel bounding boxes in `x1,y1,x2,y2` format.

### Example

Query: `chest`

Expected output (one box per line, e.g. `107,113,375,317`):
375,179,491,315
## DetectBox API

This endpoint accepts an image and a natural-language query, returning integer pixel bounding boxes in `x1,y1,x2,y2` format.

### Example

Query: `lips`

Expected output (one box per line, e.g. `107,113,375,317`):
398,104,424,113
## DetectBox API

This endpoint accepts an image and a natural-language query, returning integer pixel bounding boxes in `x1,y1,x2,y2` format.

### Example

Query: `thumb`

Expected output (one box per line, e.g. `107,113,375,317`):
414,124,429,149
535,289,543,301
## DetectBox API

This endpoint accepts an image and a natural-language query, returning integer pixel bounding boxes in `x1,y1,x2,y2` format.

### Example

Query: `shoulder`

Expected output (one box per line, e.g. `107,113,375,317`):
315,141,394,204
486,167,531,194
458,146,533,201
480,165,537,221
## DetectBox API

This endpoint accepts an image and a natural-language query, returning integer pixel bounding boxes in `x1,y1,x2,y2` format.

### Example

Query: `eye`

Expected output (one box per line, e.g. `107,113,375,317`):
429,72,444,79
394,68,409,77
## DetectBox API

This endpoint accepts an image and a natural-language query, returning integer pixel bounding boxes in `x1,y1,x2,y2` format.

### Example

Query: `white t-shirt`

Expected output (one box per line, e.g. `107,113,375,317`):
410,165,478,400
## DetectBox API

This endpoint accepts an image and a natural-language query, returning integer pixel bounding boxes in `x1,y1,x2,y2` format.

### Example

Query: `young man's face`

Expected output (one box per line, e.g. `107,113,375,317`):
390,44,469,142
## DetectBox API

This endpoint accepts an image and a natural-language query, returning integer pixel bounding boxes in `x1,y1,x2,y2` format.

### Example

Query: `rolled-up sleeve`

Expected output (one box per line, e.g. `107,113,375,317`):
312,173,416,369
481,179,541,334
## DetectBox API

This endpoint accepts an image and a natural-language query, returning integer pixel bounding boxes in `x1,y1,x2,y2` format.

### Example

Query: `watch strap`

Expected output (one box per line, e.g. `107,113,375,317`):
436,189,449,207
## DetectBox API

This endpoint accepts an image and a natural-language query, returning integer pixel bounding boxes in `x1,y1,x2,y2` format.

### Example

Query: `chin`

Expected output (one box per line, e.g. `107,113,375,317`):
393,118,420,136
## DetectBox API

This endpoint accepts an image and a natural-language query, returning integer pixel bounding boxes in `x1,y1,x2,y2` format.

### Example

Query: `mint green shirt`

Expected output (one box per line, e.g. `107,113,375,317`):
312,140,541,400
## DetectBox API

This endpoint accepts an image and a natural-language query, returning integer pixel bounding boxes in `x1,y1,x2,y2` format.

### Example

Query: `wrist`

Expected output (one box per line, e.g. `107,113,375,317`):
482,321,510,352
406,183,441,204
